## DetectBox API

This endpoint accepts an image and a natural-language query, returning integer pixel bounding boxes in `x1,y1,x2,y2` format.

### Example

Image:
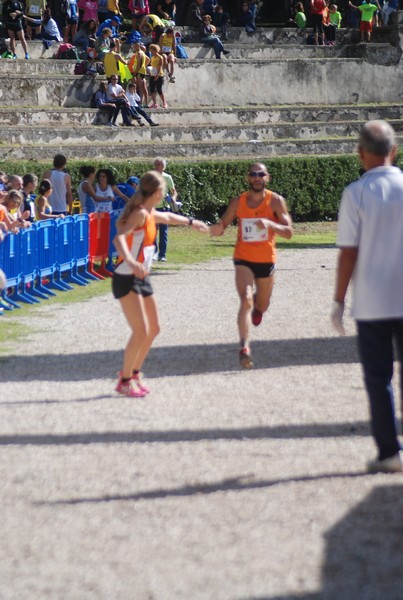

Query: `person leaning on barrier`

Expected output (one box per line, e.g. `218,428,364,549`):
332,120,403,474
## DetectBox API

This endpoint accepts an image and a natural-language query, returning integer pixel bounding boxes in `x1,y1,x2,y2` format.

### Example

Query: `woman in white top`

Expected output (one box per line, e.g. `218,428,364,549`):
94,168,131,212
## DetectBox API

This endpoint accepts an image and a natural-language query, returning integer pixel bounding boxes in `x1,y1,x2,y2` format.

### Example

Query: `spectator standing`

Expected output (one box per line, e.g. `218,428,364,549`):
22,173,38,222
382,0,398,25
188,0,204,28
106,0,121,20
128,0,150,18
153,157,178,262
147,43,168,109
327,3,342,43
349,0,380,42
35,180,65,220
97,0,108,23
62,0,80,43
25,0,46,39
331,120,403,473
128,41,150,106
43,154,73,215
2,0,30,59
310,0,326,45
103,40,127,79
294,2,307,28
94,168,130,212
212,4,229,40
202,0,217,18
79,0,99,23
77,165,111,213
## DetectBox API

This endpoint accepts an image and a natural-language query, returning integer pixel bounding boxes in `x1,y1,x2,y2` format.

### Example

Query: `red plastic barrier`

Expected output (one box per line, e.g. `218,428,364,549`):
88,213,112,279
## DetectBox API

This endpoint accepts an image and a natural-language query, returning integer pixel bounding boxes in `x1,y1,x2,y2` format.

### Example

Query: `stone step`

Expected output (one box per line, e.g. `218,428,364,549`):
1,56,401,107
2,134,403,161
1,103,402,128
0,57,76,75
6,117,403,145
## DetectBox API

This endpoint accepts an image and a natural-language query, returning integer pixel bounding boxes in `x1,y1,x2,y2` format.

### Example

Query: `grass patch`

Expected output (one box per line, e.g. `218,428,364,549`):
0,223,337,350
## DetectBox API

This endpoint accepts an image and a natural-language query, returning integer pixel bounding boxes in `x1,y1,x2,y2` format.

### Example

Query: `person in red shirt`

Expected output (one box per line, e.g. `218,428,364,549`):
310,0,326,45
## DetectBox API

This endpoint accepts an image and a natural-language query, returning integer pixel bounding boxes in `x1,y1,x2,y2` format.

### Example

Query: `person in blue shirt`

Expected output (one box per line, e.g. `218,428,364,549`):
96,14,122,51
62,0,78,43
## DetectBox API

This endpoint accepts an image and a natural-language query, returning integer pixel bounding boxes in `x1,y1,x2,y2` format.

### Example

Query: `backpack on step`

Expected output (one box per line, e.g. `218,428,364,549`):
56,43,79,60
74,60,88,74
176,44,188,59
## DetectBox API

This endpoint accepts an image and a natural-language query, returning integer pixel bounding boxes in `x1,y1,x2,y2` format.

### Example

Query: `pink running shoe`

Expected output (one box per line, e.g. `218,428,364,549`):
148,103,158,108
239,346,253,369
132,372,150,395
116,377,147,398
252,308,263,326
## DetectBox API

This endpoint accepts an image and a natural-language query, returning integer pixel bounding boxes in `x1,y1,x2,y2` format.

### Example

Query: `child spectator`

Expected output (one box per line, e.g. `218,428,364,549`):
327,3,342,42
294,2,307,28
349,0,381,42
128,41,150,106
158,27,176,82
147,43,168,109
126,82,159,126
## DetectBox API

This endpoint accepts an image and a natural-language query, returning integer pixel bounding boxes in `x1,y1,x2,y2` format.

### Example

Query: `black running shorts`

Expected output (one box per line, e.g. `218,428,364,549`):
112,272,154,299
234,259,275,279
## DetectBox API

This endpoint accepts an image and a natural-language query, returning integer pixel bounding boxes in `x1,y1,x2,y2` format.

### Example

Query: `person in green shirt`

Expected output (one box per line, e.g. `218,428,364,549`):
294,2,307,28
349,0,381,42
326,3,342,43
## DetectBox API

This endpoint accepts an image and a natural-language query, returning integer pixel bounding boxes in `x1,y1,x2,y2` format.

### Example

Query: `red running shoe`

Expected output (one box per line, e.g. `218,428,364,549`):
252,308,263,326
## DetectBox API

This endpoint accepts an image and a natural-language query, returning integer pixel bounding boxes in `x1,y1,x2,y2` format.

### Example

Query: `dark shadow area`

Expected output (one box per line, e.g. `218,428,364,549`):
0,420,371,446
38,470,368,506
235,485,403,600
0,336,359,382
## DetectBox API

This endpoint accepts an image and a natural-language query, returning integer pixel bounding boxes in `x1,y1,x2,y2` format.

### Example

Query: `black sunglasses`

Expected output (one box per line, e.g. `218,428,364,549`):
249,171,266,178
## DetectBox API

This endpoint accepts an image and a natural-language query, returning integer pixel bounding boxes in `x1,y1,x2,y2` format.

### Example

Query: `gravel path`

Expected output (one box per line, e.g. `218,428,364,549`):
0,247,402,600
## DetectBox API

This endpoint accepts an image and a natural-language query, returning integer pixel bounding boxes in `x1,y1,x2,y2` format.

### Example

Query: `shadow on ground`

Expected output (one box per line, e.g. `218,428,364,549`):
0,336,359,382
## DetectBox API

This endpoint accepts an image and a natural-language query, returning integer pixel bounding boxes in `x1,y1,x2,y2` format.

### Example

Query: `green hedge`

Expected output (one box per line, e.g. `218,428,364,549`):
2,154,401,222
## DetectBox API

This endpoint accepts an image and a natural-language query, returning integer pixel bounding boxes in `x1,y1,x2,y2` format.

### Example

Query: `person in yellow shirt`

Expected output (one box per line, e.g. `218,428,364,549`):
159,27,176,82
103,41,128,79
147,43,168,109
128,41,150,106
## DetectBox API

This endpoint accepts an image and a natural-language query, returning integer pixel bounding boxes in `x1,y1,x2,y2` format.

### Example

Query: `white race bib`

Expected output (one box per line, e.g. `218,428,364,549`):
241,218,268,242
29,5,41,14
143,245,155,272
96,201,113,213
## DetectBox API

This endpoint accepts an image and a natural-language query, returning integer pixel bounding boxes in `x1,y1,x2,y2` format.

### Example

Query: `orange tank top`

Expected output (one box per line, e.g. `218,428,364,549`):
115,211,157,274
234,190,277,263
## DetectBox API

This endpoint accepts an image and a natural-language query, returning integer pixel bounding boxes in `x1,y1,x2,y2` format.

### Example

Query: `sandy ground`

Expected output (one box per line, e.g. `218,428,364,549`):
0,247,402,600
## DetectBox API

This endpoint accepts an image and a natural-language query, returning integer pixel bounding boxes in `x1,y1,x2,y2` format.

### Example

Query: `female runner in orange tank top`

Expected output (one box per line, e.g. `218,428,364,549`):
210,162,293,369
112,170,209,397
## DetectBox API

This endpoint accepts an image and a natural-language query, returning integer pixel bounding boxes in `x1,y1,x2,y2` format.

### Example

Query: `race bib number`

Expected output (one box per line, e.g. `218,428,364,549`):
143,245,155,272
96,201,112,213
30,5,41,14
241,218,268,242
162,45,171,53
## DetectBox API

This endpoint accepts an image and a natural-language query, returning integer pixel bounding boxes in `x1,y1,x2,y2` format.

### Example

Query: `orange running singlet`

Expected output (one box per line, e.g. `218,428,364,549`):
234,189,277,263
115,211,157,274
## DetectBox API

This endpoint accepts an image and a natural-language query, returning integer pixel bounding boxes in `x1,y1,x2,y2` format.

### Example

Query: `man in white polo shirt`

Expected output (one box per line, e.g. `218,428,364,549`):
332,120,403,473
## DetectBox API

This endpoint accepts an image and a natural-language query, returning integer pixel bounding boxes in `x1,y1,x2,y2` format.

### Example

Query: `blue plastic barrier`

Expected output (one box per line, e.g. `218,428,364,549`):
107,209,123,272
36,220,64,294
55,216,87,287
73,213,97,282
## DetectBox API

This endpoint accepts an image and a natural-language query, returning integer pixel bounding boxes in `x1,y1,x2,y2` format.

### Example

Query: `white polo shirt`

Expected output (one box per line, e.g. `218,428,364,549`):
337,165,403,320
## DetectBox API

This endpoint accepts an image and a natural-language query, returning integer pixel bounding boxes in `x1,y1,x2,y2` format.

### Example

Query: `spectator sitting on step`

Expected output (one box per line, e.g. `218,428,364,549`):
237,1,256,32
25,0,46,39
94,80,122,126
326,3,341,43
212,4,229,40
188,0,204,29
95,26,113,59
199,13,230,59
96,14,122,50
73,18,97,51
290,2,307,28
35,179,66,220
24,8,63,50
202,0,217,18
22,173,38,222
156,0,176,25
158,27,176,82
106,74,133,126
94,168,131,212
126,82,159,126
128,41,150,107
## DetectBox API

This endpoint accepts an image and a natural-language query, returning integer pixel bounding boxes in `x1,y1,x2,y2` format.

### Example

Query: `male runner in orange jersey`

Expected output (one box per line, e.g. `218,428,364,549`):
210,162,293,368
